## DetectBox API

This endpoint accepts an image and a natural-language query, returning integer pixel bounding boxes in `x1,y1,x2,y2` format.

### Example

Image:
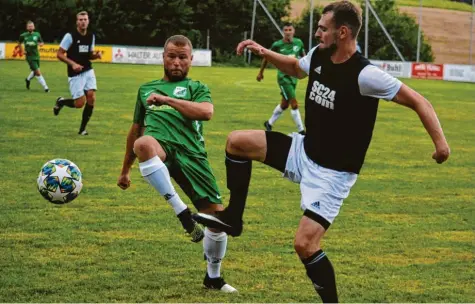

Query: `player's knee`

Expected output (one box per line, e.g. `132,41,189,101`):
86,91,96,105
290,99,299,109
226,131,245,154
280,102,289,110
133,137,154,159
34,70,41,76
74,97,86,108
294,237,316,258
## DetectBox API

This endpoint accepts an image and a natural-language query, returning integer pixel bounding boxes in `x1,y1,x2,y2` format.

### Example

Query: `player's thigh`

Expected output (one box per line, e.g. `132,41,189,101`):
133,135,168,162
226,130,267,161
68,75,86,99
84,69,97,92
170,152,222,211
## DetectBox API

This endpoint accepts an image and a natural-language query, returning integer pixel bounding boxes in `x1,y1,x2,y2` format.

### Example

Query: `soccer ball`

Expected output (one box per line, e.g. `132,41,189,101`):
37,159,83,204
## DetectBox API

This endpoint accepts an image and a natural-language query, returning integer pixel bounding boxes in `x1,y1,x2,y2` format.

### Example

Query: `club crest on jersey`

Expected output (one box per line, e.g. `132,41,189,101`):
308,80,336,110
293,45,299,52
173,86,187,98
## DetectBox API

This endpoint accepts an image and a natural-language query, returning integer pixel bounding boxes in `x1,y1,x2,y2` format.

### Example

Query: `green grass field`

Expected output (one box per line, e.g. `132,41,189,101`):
0,60,473,302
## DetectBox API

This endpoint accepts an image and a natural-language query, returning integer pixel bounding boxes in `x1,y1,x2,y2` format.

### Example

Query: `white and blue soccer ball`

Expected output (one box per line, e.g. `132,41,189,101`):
37,159,83,204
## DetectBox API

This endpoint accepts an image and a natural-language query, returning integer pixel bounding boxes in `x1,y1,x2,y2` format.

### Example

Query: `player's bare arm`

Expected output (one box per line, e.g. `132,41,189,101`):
57,47,83,72
237,39,307,79
257,58,268,81
118,123,144,190
393,84,450,164
90,51,102,60
147,93,214,121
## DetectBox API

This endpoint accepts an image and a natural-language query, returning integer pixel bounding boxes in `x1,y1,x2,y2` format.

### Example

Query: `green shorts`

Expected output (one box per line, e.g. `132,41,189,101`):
279,83,297,101
27,58,40,71
158,140,222,209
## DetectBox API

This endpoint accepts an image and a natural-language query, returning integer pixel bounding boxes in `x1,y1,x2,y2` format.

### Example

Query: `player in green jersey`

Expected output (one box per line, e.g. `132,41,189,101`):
18,21,49,92
257,22,305,134
117,35,237,293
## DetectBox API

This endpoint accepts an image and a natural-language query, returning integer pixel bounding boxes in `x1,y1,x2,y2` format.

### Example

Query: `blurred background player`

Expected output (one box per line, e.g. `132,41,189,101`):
54,11,102,135
18,21,49,92
257,22,306,134
117,35,237,293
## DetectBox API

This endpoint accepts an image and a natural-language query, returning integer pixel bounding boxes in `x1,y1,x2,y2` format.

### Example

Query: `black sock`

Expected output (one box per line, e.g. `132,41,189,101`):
301,250,338,303
59,98,75,108
225,151,252,220
79,103,94,132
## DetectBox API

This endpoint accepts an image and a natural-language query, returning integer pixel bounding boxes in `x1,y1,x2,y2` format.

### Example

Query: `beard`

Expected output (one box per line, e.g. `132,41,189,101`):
164,67,188,82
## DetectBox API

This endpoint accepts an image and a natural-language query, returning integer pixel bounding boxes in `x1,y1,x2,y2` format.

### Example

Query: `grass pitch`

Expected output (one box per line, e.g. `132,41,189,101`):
0,60,473,302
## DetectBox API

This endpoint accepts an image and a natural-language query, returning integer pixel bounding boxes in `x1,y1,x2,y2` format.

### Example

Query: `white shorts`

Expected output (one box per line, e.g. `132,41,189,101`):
283,133,358,227
68,69,97,99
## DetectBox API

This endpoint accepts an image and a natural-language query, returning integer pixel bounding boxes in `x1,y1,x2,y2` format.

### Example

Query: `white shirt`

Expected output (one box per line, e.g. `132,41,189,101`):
298,46,402,101
59,33,95,51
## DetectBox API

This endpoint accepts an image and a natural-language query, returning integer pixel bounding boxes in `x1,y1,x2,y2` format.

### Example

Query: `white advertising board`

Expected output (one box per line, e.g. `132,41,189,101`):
112,46,211,66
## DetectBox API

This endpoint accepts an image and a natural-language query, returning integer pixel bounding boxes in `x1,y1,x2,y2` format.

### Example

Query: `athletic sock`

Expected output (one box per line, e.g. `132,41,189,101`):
58,98,75,108
139,156,188,215
291,108,304,132
268,104,284,126
225,152,252,219
26,71,34,81
301,250,338,303
79,103,94,133
203,228,228,278
35,75,48,89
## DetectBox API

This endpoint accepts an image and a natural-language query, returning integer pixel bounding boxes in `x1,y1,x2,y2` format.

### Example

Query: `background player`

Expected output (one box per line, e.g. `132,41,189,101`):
54,11,102,135
257,22,306,134
18,21,49,92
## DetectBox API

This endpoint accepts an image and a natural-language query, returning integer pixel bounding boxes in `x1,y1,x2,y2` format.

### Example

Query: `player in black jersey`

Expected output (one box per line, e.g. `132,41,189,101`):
54,11,102,135
194,1,450,302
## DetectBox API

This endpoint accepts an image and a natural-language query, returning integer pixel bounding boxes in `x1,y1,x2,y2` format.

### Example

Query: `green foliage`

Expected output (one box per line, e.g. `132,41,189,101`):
0,0,291,55
292,0,434,62
357,0,434,61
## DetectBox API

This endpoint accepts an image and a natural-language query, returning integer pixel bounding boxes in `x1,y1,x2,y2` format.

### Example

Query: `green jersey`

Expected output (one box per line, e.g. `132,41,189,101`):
19,31,43,60
134,78,212,156
270,38,305,85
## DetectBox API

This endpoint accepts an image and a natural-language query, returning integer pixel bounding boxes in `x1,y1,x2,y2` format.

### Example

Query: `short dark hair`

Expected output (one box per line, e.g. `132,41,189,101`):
26,20,34,25
283,22,294,28
323,1,362,38
164,35,193,52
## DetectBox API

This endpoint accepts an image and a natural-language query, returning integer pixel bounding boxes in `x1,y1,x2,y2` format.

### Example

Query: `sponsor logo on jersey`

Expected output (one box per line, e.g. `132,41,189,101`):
79,45,89,53
173,86,187,98
308,80,336,110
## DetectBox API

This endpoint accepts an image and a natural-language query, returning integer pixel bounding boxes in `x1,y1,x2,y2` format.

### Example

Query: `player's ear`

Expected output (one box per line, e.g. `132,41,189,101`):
339,26,349,40
190,54,194,62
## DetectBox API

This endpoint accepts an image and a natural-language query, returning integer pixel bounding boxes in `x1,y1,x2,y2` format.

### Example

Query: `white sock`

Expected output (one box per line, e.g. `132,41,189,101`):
268,104,284,126
291,108,304,132
35,75,48,89
203,228,227,279
139,156,187,215
27,71,34,81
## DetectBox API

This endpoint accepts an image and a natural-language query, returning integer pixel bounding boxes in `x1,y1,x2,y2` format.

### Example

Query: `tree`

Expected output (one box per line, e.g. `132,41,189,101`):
293,0,434,62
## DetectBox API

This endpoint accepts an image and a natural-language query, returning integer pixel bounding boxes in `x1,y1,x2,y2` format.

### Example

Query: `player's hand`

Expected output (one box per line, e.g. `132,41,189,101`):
39,42,44,47
94,51,102,59
146,93,168,106
237,39,266,56
256,73,264,82
117,174,131,190
432,143,450,164
72,63,83,72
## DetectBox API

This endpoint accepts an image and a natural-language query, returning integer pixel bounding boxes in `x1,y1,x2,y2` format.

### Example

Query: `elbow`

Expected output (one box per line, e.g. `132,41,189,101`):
202,109,213,121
